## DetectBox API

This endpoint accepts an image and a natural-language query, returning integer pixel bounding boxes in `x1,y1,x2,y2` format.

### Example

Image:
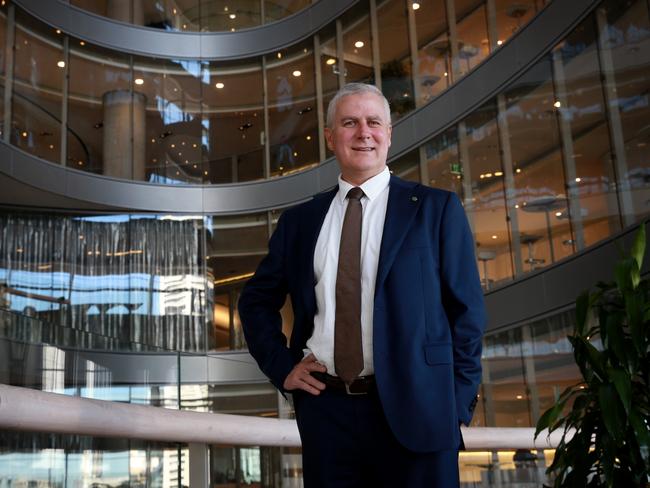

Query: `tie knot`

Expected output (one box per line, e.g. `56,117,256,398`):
347,187,364,201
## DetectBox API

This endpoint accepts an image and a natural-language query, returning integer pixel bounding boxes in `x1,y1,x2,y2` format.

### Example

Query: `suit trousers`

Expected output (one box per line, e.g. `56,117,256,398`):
292,386,460,488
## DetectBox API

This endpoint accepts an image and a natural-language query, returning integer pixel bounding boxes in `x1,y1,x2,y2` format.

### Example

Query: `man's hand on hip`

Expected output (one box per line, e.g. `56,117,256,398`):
283,354,327,395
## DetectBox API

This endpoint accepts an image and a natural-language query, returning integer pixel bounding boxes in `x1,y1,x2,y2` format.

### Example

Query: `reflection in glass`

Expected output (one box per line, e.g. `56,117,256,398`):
552,16,620,250
341,0,375,86
67,41,131,177
494,0,545,47
11,14,64,164
389,149,419,182
133,56,202,184
377,0,414,120
0,213,208,354
454,0,490,79
0,431,187,487
267,42,319,177
599,0,650,226
203,58,265,183
208,213,268,351
462,101,514,288
414,0,450,106
425,126,463,195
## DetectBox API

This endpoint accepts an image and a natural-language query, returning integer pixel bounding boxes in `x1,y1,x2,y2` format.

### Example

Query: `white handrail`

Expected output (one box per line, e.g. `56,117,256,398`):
0,384,569,450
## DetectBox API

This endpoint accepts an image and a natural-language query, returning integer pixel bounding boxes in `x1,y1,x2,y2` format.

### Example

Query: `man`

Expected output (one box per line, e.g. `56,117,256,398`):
239,83,485,487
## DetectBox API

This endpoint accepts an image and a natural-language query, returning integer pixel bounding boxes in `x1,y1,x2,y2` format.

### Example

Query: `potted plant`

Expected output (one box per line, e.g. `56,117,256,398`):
535,225,650,487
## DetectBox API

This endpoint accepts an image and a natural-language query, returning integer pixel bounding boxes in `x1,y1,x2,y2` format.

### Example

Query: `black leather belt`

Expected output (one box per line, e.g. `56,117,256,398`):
312,372,376,395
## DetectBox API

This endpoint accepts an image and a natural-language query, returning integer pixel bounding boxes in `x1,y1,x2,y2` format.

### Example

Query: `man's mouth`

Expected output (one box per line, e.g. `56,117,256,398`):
352,147,374,152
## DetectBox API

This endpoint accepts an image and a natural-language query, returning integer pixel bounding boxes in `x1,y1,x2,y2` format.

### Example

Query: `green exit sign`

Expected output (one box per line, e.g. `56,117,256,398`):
450,163,463,175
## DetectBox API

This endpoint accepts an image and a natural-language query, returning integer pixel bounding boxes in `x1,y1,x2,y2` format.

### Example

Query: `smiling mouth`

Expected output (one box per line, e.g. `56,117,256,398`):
352,147,374,152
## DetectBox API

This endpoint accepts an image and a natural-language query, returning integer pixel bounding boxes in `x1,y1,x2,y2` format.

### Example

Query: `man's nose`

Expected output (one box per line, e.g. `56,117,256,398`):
356,121,371,138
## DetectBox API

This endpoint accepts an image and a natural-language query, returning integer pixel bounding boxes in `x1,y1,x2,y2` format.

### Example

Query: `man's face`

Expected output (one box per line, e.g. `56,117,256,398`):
325,93,392,184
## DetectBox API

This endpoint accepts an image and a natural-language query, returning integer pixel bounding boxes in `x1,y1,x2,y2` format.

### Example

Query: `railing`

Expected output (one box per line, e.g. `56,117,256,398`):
0,383,569,450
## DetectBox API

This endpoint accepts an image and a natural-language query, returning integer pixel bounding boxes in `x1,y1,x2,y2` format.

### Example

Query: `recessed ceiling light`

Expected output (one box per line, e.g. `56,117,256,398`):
230,28,235,32
554,100,561,108
79,41,85,46
497,40,503,45
516,394,523,400
56,29,61,34
134,78,144,85
229,13,236,19
57,61,65,68
292,70,302,77
575,177,581,182
306,135,311,140
555,211,563,217
215,82,225,89
326,58,336,65
491,235,498,239
277,52,282,59
412,2,421,10
354,41,364,48
21,131,27,137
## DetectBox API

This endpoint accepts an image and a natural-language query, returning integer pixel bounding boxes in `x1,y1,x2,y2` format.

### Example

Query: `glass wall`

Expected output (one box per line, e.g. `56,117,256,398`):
70,0,312,32
0,432,189,487
0,0,543,184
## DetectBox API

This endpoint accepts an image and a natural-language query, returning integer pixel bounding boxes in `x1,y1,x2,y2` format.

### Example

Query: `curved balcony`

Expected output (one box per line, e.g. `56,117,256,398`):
15,0,357,59
2,0,553,187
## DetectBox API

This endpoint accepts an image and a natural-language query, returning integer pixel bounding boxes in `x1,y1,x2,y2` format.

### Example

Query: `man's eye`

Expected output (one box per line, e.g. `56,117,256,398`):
343,121,355,127
369,121,381,127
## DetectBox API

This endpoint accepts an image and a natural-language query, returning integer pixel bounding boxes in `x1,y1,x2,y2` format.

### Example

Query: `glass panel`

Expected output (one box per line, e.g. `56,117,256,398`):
389,148,420,182
267,41,319,177
495,0,545,46
319,22,339,159
552,14,621,250
462,101,514,288
134,56,203,184
503,56,570,272
482,327,531,427
11,13,63,164
207,213,268,351
202,58,265,183
414,0,451,106
424,125,463,195
0,213,208,356
341,0,375,85
600,0,650,224
454,0,489,79
265,0,311,24
0,431,187,487
377,0,414,120
67,40,131,176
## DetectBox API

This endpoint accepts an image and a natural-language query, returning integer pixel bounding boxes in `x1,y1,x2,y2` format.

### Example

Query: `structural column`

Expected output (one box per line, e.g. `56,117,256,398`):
103,90,146,181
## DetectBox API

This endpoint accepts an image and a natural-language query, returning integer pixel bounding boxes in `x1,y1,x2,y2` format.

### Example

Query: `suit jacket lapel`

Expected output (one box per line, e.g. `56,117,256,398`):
375,176,422,294
301,187,337,316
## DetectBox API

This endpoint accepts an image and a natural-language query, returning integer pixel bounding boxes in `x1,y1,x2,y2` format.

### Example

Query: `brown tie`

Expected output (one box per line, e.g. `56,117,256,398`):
334,186,364,384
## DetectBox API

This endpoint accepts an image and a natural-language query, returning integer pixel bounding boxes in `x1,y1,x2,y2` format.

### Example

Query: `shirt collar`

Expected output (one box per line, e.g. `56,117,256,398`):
337,166,390,204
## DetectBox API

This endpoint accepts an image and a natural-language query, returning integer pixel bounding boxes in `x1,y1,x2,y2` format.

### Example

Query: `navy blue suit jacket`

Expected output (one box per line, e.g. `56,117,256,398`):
239,175,486,452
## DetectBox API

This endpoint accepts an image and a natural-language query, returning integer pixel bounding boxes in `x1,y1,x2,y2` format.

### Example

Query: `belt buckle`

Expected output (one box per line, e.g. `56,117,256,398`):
344,380,366,395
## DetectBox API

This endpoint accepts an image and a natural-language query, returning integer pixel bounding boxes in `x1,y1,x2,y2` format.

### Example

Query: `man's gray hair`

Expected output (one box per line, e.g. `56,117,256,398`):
326,83,391,128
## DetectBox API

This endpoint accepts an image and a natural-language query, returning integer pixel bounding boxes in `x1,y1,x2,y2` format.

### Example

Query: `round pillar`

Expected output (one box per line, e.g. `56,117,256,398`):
102,90,146,181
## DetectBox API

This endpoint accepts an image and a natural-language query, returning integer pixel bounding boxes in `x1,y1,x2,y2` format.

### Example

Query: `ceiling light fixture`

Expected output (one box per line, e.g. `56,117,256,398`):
229,13,236,19
215,82,225,89
326,58,336,65
292,70,302,77
57,61,65,68
554,100,561,108
80,41,85,46
134,78,144,85
354,41,365,48
412,2,421,10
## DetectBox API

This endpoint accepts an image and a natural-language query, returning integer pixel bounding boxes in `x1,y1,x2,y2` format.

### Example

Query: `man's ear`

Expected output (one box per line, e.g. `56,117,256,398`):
324,127,334,151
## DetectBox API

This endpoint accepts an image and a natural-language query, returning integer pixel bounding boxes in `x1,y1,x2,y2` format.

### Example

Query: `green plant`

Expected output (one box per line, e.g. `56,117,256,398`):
535,225,650,487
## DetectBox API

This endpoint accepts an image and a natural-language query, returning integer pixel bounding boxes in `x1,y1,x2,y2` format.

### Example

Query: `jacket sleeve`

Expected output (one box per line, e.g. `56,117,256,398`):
439,192,486,426
238,212,295,392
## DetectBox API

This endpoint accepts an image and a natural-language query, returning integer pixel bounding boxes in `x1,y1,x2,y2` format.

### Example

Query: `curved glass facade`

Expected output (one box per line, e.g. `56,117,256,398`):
2,0,650,486
1,0,545,184
70,0,313,32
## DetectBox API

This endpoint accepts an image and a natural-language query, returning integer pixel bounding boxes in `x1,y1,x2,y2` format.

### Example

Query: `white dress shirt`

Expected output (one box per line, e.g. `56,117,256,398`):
305,166,390,376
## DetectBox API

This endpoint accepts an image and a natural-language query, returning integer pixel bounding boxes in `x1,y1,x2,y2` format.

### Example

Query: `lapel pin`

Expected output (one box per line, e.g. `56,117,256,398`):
411,196,418,202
